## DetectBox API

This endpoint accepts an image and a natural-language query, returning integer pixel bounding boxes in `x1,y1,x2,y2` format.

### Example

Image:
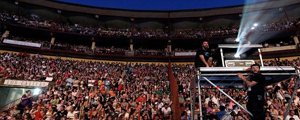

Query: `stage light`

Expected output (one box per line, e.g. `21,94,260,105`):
235,38,240,42
234,53,240,58
253,23,258,27
225,38,239,43
235,0,283,57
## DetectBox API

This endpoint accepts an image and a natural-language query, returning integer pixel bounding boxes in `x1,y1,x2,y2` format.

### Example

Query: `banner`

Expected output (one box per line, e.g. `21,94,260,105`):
3,39,42,48
45,77,53,82
174,52,196,56
4,79,49,87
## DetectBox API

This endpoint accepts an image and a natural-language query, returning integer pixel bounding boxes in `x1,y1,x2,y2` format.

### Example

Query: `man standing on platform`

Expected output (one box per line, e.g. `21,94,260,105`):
195,40,213,68
237,64,266,120
193,40,214,119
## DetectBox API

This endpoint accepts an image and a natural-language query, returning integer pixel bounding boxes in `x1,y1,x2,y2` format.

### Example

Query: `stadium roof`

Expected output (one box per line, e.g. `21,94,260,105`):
55,0,268,11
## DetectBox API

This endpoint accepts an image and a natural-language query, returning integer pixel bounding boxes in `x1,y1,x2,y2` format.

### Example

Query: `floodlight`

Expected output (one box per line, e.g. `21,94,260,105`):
234,53,240,58
253,23,258,27
235,38,240,42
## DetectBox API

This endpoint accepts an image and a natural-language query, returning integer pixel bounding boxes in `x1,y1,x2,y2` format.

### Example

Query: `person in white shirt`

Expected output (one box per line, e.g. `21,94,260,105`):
161,104,171,118
66,77,73,87
67,107,75,119
285,110,300,120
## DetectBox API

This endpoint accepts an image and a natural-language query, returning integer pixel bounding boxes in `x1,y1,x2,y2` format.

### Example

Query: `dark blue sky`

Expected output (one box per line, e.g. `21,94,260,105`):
56,0,267,11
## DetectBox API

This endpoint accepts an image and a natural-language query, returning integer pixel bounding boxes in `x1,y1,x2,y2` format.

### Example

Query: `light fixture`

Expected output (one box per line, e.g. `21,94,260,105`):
253,23,258,27
235,38,240,42
234,53,240,58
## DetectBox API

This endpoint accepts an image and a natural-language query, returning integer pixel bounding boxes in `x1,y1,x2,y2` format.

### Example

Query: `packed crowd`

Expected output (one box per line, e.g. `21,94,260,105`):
0,5,300,120
1,10,299,58
263,57,300,67
0,52,172,120
0,53,300,120
0,12,166,39
170,26,239,39
1,11,299,40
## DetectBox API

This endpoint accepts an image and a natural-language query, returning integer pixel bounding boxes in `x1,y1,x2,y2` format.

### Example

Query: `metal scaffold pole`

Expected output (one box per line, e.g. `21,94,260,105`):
284,68,300,119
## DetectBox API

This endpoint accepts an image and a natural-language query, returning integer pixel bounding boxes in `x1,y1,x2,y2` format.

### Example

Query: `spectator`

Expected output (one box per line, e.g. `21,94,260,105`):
0,52,299,120
216,105,227,120
286,110,300,120
161,104,172,119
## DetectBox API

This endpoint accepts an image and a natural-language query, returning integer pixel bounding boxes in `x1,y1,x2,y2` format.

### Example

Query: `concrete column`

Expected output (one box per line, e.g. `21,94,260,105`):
129,39,133,51
167,45,172,52
91,41,96,51
167,40,172,52
129,44,133,51
50,37,55,45
293,36,299,45
50,37,55,48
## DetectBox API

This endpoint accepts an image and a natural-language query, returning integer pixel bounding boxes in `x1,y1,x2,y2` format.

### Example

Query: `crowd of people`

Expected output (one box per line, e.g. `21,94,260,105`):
1,10,299,58
0,51,299,119
0,8,300,120
1,11,299,40
0,52,172,119
263,57,300,67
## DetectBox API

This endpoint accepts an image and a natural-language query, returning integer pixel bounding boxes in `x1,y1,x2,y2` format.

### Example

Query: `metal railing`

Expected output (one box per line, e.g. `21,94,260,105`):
0,97,22,112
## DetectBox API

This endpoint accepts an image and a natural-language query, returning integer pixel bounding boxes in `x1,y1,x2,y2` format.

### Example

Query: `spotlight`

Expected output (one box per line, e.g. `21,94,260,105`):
225,38,238,43
234,53,240,58
251,27,255,30
253,23,259,27
235,38,240,42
